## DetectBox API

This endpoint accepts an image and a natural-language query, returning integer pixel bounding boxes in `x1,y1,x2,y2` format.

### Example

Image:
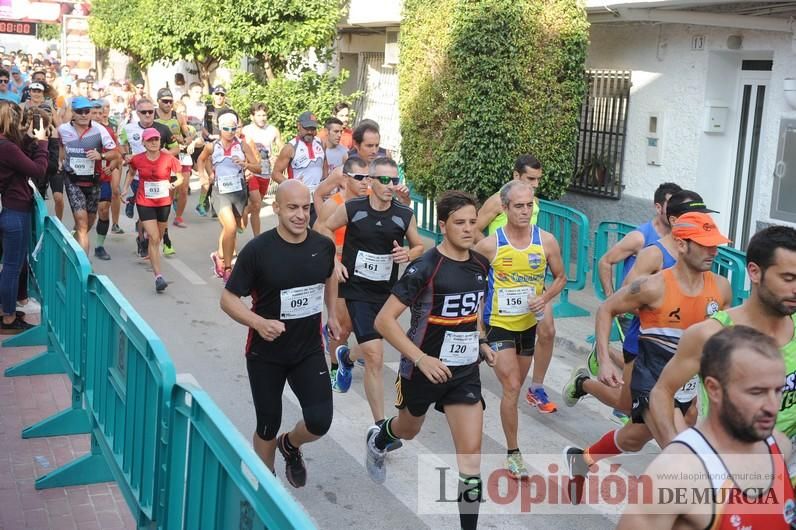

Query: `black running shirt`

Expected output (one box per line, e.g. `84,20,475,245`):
225,228,335,363
340,196,414,303
392,247,490,378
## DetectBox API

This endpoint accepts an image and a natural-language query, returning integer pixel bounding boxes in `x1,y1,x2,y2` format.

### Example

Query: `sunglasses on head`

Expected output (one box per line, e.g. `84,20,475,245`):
346,173,368,181
220,126,236,132
138,109,154,115
371,175,400,186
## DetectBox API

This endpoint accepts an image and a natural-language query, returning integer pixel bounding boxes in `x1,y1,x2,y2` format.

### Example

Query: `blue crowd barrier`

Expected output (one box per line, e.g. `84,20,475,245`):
536,199,590,318
15,216,92,439
713,246,750,307
591,221,636,301
163,383,316,529
408,185,444,244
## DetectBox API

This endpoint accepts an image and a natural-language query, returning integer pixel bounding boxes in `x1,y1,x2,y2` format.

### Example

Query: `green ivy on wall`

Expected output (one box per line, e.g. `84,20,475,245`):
399,0,589,201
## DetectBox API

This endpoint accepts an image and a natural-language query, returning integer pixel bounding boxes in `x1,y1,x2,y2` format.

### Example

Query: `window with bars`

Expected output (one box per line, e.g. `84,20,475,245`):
570,69,631,199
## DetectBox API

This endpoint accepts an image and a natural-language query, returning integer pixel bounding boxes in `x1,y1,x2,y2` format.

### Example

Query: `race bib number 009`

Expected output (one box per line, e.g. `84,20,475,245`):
497,286,535,316
216,172,243,194
354,251,393,282
439,331,480,366
144,180,170,199
70,157,94,175
280,284,324,320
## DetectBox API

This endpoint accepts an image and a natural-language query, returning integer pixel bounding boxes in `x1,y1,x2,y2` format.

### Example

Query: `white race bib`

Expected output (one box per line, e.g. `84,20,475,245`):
497,286,535,315
354,251,393,282
144,180,170,199
279,284,324,320
675,375,700,402
179,153,192,165
439,331,480,366
216,172,243,194
70,157,94,175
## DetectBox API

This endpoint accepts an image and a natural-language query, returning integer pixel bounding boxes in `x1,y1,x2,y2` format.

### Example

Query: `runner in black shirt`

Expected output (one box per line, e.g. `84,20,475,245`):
221,179,340,489
317,157,424,431
367,191,494,530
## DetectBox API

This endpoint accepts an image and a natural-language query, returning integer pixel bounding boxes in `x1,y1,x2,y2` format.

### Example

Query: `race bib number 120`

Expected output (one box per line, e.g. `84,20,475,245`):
279,283,324,320
439,331,480,366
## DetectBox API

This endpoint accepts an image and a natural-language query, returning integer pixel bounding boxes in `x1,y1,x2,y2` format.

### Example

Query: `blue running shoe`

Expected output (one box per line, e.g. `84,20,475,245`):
125,199,135,219
335,345,353,393
356,358,366,367
195,203,207,217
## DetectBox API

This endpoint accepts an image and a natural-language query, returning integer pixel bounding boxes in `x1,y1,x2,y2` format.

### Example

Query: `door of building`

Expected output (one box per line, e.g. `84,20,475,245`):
728,60,771,249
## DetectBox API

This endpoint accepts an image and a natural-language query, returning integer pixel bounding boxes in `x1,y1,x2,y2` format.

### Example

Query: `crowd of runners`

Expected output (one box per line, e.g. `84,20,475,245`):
3,51,796,530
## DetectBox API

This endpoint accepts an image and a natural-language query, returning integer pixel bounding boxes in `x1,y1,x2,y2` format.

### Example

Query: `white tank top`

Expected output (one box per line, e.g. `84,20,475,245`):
243,123,278,177
325,144,347,173
289,136,325,192
211,139,246,194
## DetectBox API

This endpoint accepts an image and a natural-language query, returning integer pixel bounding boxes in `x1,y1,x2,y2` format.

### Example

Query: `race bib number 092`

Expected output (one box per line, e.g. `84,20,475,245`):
280,283,324,320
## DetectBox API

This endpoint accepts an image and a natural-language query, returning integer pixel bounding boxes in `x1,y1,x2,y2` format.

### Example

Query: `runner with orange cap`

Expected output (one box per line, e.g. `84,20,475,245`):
564,211,733,504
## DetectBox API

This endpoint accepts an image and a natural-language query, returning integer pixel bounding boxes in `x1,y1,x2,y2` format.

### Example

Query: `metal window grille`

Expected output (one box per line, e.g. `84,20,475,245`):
570,69,631,199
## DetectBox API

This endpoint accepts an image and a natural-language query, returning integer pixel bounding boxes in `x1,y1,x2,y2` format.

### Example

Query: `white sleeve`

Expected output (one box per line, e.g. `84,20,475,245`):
98,125,117,150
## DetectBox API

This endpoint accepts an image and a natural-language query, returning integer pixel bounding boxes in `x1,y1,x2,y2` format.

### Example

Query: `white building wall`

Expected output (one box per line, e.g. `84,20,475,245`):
587,22,796,232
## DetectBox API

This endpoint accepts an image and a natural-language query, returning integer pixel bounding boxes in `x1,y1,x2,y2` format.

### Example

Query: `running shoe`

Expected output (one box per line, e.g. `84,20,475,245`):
94,246,111,261
155,276,168,293
563,446,589,505
163,242,176,256
210,252,224,278
222,268,232,284
330,368,344,393
276,434,307,488
505,453,530,480
562,367,590,407
195,203,207,217
16,299,40,314
125,199,135,219
611,409,630,425
335,345,353,393
586,343,600,378
365,426,387,484
0,317,33,335
137,237,149,259
173,217,187,228
111,223,124,234
525,387,558,413
356,358,366,367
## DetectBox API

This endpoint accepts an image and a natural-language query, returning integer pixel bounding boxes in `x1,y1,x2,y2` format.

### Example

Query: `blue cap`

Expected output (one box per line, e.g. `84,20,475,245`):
10,65,20,74
90,99,102,108
71,96,92,110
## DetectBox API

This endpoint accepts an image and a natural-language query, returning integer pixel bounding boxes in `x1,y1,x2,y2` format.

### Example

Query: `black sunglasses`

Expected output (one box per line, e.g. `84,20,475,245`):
371,175,400,186
138,109,155,115
73,108,91,115
0,79,8,84
346,173,368,181
160,99,173,104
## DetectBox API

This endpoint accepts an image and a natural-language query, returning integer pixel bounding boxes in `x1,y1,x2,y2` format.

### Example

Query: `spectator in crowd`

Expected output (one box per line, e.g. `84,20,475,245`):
0,101,50,333
0,69,20,103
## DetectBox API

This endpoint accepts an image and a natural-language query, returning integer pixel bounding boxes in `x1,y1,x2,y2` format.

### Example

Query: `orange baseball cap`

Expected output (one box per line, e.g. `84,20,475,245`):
671,212,731,247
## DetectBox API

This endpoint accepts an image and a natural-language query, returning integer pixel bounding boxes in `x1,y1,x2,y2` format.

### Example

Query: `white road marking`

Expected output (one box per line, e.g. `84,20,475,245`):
165,257,208,285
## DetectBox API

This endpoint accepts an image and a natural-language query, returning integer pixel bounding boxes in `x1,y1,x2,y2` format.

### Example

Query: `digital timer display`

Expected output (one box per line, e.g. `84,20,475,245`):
0,21,38,36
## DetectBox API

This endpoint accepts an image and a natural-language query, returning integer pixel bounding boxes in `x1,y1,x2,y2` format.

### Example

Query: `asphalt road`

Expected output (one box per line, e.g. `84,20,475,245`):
55,180,658,530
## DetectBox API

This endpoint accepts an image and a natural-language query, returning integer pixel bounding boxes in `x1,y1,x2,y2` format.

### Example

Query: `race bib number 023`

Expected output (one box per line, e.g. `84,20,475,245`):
354,251,392,282
279,284,324,320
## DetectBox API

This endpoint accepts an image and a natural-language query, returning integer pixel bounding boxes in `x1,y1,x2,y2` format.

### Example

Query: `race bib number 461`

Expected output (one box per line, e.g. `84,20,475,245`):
354,251,393,282
280,284,324,320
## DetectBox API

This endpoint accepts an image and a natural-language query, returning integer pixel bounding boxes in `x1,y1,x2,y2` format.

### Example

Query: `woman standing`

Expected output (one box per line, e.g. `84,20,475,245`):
0,101,49,333
128,128,183,293
197,112,258,282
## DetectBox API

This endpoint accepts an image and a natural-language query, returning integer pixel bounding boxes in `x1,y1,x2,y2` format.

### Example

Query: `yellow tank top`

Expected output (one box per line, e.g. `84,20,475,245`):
483,226,547,331
487,197,539,235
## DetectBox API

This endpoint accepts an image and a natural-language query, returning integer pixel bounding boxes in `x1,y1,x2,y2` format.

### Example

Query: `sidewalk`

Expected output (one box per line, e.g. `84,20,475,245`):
0,315,136,530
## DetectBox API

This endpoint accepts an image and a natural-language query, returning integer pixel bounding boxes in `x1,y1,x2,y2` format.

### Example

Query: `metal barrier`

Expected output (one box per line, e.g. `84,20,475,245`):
408,185,443,244
714,246,750,307
536,199,591,318
16,216,92,439
591,221,636,301
163,383,316,529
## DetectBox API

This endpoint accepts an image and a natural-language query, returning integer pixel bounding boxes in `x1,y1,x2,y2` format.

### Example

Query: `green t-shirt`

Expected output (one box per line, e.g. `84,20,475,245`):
487,197,540,235
711,310,796,436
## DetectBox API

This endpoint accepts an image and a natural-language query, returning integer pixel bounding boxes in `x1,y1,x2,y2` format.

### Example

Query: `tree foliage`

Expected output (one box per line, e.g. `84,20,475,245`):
400,0,589,200
88,0,164,69
227,69,359,135
37,23,61,42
